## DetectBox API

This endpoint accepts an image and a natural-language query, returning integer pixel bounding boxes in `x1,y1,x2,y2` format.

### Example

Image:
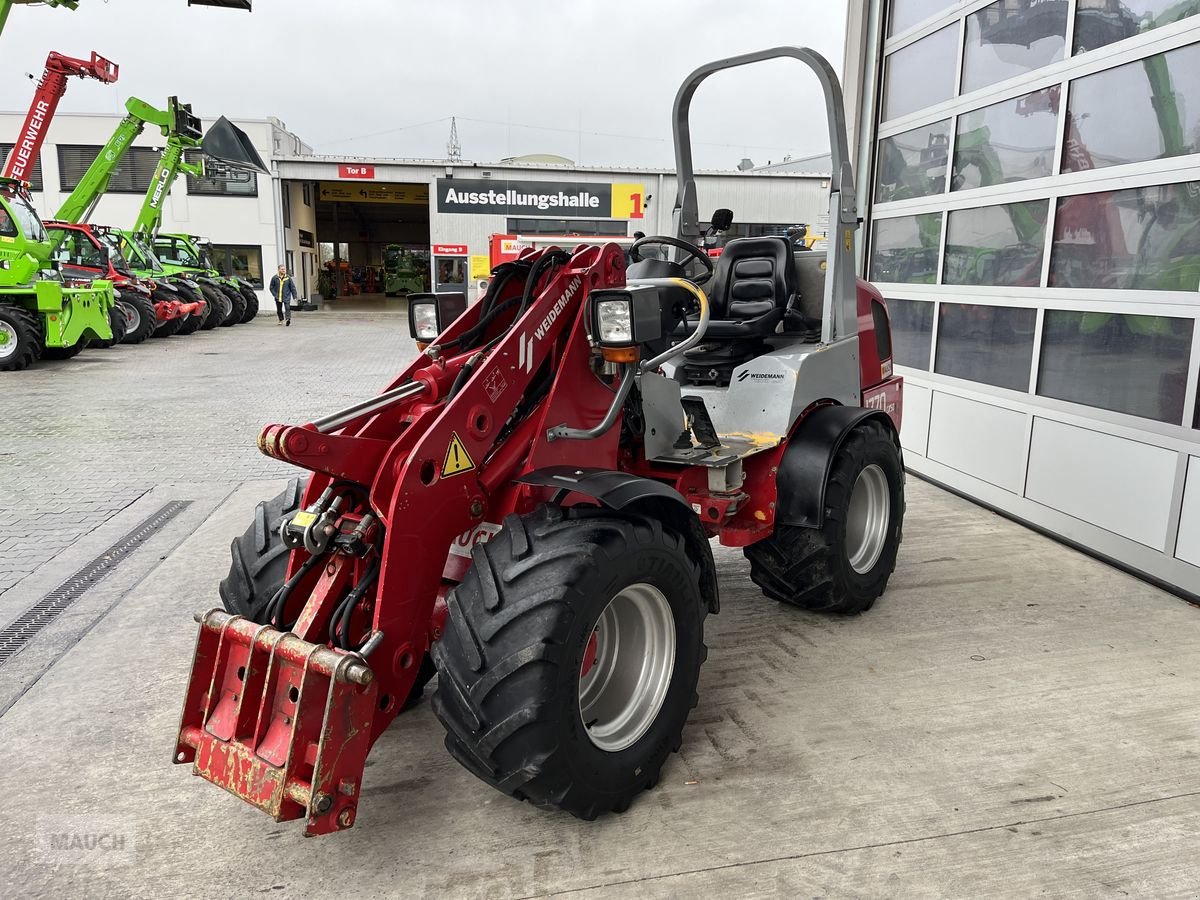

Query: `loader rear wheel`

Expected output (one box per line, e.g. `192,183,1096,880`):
154,314,185,338
432,505,707,820
744,419,904,615
119,295,157,344
239,286,259,322
220,288,246,327
197,285,227,331
0,303,42,372
176,309,203,335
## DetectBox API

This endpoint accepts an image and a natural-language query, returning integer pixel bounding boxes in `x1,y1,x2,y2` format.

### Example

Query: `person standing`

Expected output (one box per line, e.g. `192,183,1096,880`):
269,264,297,326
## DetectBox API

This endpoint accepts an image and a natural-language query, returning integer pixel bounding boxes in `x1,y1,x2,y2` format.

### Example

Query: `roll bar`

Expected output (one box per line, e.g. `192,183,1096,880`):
671,47,861,343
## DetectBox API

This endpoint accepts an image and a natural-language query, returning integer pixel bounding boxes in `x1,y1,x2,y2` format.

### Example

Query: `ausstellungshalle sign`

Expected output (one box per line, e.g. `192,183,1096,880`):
436,178,645,219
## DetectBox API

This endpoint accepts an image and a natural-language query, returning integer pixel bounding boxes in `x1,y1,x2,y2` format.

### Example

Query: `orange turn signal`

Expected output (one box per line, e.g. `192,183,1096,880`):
416,341,429,352
601,345,639,363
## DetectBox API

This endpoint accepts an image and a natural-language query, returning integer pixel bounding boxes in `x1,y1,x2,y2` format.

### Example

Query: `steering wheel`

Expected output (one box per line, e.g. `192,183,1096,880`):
629,234,715,285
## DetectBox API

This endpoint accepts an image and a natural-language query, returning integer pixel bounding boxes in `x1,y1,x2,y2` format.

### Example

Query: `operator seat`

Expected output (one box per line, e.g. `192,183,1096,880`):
677,236,796,386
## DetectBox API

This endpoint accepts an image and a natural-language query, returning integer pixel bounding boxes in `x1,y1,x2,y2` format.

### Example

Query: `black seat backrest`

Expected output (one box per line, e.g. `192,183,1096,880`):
708,237,795,320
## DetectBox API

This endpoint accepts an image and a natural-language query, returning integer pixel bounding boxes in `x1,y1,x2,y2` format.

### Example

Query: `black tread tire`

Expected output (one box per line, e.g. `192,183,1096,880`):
744,419,904,615
432,505,708,820
219,287,246,327
217,480,436,707
176,309,203,335
41,339,88,360
0,302,43,372
119,295,157,344
197,284,227,331
239,286,260,322
153,314,185,338
219,479,304,622
90,301,128,349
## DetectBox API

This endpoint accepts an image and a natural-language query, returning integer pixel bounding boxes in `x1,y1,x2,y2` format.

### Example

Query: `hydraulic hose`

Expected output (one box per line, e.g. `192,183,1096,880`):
641,277,710,372
330,557,381,649
267,550,325,629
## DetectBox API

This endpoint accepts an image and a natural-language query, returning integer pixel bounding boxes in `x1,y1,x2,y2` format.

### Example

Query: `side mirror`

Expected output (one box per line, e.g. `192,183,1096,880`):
709,208,733,232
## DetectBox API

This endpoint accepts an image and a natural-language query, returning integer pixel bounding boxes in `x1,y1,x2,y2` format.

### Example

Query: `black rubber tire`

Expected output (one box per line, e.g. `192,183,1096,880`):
90,300,128,349
0,302,43,372
219,287,246,327
432,505,708,820
119,294,157,344
218,480,435,707
239,286,259,322
176,309,204,335
219,479,304,622
41,340,88,360
154,314,185,338
744,419,904,615
197,284,227,331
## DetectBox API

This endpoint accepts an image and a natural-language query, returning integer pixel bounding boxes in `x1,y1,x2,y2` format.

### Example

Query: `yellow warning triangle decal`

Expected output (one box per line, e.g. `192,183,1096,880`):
442,431,476,478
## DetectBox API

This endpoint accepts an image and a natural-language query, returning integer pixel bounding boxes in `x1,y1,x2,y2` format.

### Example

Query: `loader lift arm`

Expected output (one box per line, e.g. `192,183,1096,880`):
3,50,117,184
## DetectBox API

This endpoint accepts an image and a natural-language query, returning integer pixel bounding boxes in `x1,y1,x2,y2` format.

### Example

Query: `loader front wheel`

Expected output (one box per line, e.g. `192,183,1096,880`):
0,303,43,372
744,419,904,615
432,505,707,820
119,295,157,344
220,288,246,326
217,480,434,707
197,285,228,331
90,300,128,349
239,286,259,322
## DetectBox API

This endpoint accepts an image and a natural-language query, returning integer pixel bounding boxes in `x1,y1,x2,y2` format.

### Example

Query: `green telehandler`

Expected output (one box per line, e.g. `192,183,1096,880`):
0,178,112,371
53,95,266,328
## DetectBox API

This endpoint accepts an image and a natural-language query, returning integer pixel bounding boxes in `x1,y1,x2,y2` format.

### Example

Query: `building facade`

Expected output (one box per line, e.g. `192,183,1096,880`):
843,0,1200,596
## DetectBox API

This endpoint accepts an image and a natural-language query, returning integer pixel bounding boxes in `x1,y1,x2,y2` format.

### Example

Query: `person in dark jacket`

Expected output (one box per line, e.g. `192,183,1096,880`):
269,265,298,325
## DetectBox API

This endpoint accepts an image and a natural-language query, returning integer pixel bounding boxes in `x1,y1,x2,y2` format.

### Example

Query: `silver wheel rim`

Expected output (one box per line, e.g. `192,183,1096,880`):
846,464,890,575
121,301,140,333
0,321,18,360
578,583,676,752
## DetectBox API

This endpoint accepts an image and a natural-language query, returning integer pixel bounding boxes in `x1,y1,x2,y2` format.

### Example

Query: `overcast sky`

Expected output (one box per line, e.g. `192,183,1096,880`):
0,0,847,170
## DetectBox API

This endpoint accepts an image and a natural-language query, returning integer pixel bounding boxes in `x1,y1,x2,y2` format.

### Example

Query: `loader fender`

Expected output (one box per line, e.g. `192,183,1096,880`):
517,466,719,613
777,406,900,529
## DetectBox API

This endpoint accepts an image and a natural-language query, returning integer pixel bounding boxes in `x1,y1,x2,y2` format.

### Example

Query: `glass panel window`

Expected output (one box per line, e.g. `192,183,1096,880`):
1038,310,1193,423
935,303,1037,390
953,87,1060,190
962,0,1068,94
887,298,936,368
889,0,955,35
57,145,161,193
870,213,944,283
1049,181,1200,292
1063,43,1200,172
876,119,951,202
882,25,959,121
943,201,1049,287
1074,0,1200,54
209,244,264,287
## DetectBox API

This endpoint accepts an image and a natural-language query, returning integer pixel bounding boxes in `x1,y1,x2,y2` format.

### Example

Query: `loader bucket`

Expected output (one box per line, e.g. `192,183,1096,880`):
201,116,269,174
175,610,376,835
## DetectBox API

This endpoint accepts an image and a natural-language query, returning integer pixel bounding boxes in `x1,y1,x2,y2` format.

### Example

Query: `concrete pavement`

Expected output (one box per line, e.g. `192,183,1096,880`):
0,312,1197,897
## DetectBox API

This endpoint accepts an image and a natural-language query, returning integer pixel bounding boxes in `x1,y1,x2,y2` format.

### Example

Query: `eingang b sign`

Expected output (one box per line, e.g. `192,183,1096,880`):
437,178,644,219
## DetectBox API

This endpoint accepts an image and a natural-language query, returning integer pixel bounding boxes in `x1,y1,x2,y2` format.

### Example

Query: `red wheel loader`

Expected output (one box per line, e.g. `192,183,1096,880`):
174,47,905,835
